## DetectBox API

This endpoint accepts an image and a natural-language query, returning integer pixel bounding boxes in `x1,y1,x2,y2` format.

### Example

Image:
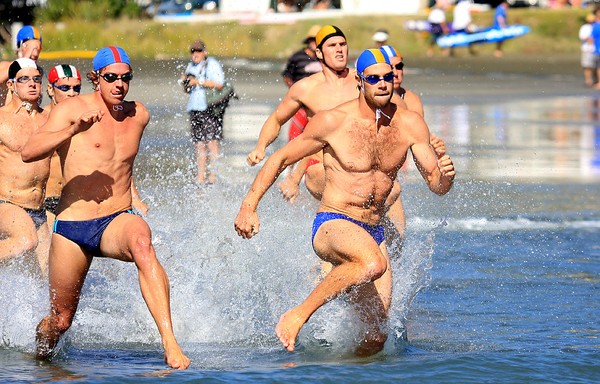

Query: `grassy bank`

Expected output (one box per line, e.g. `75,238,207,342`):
2,7,589,61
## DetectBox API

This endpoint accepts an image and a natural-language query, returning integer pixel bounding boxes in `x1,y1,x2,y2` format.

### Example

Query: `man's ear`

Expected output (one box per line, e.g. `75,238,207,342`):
315,48,323,61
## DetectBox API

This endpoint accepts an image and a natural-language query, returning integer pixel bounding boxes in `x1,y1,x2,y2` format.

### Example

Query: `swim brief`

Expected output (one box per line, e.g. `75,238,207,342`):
305,158,321,171
0,200,47,229
44,196,60,215
312,212,385,247
53,209,133,256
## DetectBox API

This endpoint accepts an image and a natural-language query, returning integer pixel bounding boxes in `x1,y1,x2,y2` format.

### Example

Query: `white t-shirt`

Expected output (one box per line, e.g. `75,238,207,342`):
428,8,446,25
579,24,594,53
453,1,472,31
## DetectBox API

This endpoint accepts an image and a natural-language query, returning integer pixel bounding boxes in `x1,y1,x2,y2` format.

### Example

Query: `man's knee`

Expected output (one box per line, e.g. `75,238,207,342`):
7,231,39,256
129,232,155,264
362,254,387,282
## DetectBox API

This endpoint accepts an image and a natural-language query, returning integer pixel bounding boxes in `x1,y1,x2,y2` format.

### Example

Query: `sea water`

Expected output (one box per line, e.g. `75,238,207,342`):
0,58,598,383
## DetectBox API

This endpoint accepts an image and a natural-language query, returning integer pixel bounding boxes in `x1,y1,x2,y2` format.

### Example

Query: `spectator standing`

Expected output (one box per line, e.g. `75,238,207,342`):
493,1,509,58
427,1,449,57
372,29,389,48
580,13,596,87
591,7,600,89
451,0,476,56
180,40,225,185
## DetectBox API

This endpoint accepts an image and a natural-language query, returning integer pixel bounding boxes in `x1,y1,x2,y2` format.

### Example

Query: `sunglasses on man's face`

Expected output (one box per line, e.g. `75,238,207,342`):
191,49,204,53
53,84,81,93
360,72,395,85
99,72,133,83
395,62,404,71
15,75,43,84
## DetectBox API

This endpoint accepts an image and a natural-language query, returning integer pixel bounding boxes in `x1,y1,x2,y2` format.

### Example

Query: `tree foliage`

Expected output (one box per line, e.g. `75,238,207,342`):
34,0,142,22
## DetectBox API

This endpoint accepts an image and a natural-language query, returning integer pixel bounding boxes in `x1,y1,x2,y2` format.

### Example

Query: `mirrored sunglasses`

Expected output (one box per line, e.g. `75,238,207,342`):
360,72,394,85
15,75,43,84
99,72,133,83
53,84,81,93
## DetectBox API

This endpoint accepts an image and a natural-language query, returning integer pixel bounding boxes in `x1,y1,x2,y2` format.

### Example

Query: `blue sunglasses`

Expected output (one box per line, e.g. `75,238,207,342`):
359,72,394,85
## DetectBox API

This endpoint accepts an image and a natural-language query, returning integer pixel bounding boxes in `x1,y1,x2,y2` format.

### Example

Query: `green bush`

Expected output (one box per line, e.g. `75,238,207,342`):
35,0,141,22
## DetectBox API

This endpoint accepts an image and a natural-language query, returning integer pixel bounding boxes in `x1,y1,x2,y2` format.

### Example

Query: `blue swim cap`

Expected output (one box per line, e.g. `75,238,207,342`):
93,46,131,71
379,45,398,59
356,49,391,74
16,26,42,48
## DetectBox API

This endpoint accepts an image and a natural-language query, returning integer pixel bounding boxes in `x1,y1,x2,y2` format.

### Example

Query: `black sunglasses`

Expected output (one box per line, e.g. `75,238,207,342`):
359,72,394,85
395,62,404,70
53,84,81,93
99,72,133,83
15,75,43,84
191,49,204,53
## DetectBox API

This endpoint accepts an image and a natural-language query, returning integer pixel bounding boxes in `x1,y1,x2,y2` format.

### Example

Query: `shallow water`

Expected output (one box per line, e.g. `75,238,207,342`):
0,57,598,383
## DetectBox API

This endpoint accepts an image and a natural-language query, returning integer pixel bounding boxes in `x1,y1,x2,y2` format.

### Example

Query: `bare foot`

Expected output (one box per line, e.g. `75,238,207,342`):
207,172,217,184
163,343,190,370
275,308,307,352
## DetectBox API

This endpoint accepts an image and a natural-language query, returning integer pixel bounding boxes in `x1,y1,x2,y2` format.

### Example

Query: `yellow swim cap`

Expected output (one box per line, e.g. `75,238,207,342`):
315,25,346,49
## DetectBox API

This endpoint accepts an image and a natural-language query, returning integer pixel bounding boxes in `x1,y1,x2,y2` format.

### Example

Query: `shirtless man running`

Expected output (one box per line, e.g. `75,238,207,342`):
0,26,43,106
235,49,455,356
0,58,50,274
22,46,190,369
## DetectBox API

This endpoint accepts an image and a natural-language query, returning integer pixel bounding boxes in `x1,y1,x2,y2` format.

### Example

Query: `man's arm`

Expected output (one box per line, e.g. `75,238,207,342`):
22,101,104,162
0,61,10,84
246,82,306,166
409,114,455,196
235,112,331,239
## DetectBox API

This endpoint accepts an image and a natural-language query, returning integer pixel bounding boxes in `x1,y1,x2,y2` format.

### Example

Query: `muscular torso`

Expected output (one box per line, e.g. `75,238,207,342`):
55,95,146,220
0,107,50,209
317,102,414,225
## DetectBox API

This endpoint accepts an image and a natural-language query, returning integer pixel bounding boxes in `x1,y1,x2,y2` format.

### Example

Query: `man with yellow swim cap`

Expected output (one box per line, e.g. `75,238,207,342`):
246,25,410,257
235,48,455,357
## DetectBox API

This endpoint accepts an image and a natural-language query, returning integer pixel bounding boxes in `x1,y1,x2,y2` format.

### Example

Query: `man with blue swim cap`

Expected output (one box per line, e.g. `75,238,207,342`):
235,48,456,357
23,46,190,370
1,25,43,105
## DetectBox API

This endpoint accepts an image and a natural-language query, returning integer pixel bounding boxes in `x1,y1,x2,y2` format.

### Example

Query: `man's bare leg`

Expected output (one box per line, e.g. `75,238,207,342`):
0,204,38,263
207,140,219,184
194,142,207,184
36,236,91,359
276,220,388,352
102,214,190,369
348,243,393,356
34,224,51,276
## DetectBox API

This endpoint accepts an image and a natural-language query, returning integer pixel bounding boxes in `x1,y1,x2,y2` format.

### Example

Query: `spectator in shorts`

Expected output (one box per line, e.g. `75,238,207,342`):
180,40,225,185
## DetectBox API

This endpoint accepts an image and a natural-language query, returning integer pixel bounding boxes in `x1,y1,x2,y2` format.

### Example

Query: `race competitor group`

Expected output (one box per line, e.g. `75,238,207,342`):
0,23,455,368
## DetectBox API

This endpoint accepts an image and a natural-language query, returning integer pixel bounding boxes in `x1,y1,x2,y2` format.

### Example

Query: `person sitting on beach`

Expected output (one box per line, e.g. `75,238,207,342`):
234,48,455,356
22,46,190,369
0,58,51,275
0,26,43,106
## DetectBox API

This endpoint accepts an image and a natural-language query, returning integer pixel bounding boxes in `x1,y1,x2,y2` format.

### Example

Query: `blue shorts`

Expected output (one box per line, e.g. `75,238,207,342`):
53,210,133,256
312,212,385,247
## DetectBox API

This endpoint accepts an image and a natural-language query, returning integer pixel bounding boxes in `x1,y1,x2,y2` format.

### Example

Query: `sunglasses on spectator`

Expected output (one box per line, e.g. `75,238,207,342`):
53,84,82,93
15,75,43,84
395,62,404,70
99,72,133,83
359,72,394,85
191,48,204,53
